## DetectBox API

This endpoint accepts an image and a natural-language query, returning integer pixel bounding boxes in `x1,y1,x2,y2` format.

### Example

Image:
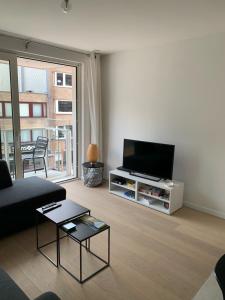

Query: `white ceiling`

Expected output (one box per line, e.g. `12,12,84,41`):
0,0,225,53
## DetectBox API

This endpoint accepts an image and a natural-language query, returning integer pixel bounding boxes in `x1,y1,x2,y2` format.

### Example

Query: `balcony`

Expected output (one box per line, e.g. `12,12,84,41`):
1,127,75,182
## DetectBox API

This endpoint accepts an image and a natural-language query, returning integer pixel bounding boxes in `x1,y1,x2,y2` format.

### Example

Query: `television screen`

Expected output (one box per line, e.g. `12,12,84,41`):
123,139,175,180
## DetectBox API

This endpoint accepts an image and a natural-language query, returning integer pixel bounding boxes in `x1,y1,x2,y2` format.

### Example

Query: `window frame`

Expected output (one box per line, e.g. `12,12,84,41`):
20,129,32,143
54,72,72,88
32,103,43,118
55,99,72,115
0,101,47,118
0,102,3,117
4,102,13,117
19,103,30,117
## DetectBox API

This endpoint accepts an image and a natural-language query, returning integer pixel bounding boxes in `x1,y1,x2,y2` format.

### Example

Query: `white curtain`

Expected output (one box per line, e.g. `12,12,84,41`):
86,52,103,161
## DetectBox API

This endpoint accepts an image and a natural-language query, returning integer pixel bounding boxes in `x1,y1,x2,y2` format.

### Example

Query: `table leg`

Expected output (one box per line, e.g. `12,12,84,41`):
88,211,91,250
80,242,82,283
56,226,60,267
36,213,39,249
108,227,110,265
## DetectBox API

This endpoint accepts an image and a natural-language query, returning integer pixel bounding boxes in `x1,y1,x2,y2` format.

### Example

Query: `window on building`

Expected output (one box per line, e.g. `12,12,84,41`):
65,74,72,86
19,103,29,117
32,129,43,141
5,103,12,117
22,67,48,94
6,131,13,143
0,102,47,118
57,126,65,139
33,103,42,117
56,73,63,86
55,100,72,114
55,72,72,87
21,130,31,142
19,67,48,94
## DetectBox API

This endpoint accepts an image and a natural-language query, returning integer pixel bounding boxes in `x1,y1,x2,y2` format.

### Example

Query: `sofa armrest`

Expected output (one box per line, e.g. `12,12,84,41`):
34,291,61,300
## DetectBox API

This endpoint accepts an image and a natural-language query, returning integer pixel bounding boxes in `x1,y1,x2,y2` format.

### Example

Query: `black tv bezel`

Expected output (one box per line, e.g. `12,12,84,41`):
122,139,175,180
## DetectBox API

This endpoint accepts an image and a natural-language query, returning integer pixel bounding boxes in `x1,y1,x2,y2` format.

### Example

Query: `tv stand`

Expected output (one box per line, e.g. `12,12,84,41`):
130,171,161,182
109,169,184,215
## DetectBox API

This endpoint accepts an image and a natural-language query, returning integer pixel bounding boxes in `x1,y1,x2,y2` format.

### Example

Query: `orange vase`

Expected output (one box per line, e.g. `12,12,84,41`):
87,144,98,163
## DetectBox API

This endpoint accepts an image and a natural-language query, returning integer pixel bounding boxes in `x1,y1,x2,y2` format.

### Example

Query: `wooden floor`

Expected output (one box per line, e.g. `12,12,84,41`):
1,180,225,300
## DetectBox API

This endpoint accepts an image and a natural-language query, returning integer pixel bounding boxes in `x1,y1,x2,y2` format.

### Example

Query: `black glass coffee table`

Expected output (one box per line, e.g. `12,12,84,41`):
36,199,90,267
36,199,110,283
59,217,110,283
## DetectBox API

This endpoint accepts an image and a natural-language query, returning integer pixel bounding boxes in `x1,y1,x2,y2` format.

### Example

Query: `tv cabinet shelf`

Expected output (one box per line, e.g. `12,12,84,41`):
111,182,135,191
109,169,184,215
138,191,170,204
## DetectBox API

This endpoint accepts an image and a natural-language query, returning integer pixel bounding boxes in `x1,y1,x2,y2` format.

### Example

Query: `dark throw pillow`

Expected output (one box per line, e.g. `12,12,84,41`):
0,160,13,190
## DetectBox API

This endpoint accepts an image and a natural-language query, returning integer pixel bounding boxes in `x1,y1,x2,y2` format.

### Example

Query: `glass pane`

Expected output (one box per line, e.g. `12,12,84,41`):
33,103,42,117
32,129,43,141
56,73,63,86
17,57,76,181
65,74,72,86
5,103,12,117
0,59,15,178
19,103,29,117
21,130,30,142
57,101,72,113
6,130,13,143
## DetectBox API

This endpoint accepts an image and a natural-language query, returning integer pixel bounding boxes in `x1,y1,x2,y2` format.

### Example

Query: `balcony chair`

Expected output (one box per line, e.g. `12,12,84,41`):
22,136,48,178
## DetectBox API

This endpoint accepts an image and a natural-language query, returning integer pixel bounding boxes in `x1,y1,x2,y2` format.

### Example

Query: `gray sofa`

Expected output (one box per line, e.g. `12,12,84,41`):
0,268,60,300
0,160,66,237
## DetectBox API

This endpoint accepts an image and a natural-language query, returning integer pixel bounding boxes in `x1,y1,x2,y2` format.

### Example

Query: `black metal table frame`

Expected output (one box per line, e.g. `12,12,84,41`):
59,225,110,284
35,210,91,268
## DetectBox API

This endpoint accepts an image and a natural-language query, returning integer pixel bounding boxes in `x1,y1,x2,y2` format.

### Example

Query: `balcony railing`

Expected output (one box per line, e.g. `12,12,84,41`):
1,127,74,181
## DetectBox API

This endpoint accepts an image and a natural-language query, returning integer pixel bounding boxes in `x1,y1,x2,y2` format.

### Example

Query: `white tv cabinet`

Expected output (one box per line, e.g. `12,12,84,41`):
109,169,184,215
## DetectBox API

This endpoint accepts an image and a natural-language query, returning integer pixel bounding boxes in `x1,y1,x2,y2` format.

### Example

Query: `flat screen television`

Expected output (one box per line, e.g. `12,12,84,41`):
122,139,175,180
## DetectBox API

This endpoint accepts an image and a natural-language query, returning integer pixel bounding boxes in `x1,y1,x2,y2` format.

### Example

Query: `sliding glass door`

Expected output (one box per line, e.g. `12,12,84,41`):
0,52,78,181
0,53,22,178
17,57,77,181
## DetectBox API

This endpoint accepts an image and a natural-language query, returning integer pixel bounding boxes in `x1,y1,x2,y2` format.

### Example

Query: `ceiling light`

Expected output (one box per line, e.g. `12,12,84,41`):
61,0,72,14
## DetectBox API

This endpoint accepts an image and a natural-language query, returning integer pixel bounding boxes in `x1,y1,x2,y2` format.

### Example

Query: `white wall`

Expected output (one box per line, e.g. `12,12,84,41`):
101,33,225,218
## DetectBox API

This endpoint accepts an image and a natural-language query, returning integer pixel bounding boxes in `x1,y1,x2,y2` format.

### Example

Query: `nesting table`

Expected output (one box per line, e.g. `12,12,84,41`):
36,199,110,283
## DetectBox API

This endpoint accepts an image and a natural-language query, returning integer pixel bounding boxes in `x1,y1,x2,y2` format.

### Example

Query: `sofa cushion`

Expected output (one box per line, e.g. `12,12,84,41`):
0,268,29,300
0,176,65,209
0,160,13,190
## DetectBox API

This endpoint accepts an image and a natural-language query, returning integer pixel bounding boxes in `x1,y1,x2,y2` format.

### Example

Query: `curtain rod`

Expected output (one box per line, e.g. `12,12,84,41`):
0,33,91,56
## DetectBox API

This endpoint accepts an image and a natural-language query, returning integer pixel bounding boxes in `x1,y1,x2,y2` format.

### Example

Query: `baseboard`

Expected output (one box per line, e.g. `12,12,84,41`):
184,201,225,220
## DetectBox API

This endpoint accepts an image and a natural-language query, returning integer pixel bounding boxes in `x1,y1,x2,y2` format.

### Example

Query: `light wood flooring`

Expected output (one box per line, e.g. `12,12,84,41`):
1,180,225,300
